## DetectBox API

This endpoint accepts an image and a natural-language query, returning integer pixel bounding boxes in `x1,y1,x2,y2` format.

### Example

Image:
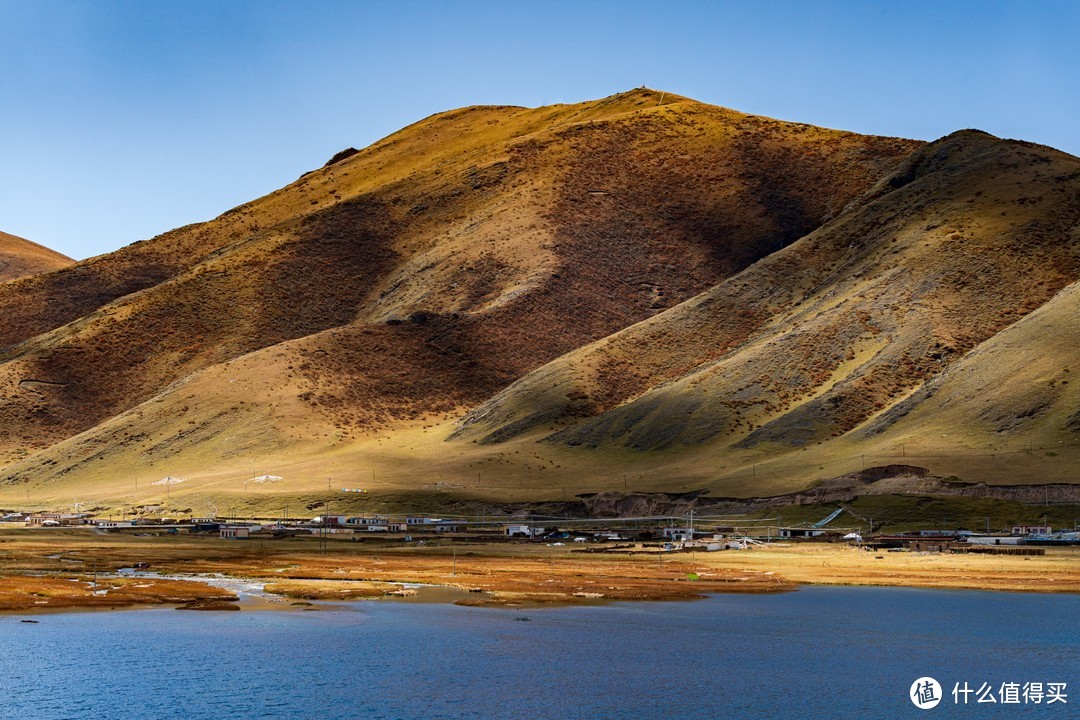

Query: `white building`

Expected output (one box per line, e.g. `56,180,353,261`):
966,535,1023,546
1012,525,1052,535
312,515,349,526
345,516,387,527
505,524,544,538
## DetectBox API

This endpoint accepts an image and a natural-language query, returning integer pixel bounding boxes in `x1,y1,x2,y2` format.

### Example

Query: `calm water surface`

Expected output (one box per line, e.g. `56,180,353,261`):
0,586,1076,719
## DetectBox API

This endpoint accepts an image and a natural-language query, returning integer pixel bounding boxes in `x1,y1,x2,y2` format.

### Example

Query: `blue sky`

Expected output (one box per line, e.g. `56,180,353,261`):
2,0,1078,260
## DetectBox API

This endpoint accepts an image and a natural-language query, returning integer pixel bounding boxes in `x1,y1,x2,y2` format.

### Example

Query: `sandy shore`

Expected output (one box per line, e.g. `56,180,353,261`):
0,529,1076,612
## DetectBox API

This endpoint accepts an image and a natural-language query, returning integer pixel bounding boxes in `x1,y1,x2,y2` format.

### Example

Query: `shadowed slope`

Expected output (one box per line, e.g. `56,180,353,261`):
454,131,1080,463
860,278,1080,446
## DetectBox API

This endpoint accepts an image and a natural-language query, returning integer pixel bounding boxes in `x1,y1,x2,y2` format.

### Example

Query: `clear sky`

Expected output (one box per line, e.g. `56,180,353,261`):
2,0,1077,260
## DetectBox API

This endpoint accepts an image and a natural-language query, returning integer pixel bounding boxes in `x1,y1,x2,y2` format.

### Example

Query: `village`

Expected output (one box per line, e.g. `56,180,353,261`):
6,506,1079,554
2,503,1079,613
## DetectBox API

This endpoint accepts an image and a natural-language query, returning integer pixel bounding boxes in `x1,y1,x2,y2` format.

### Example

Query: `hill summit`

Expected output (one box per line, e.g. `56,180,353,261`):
0,230,72,281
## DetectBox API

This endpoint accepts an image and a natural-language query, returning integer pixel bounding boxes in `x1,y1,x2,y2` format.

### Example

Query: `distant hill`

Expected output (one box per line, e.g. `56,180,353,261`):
2,89,1078,515
0,230,72,282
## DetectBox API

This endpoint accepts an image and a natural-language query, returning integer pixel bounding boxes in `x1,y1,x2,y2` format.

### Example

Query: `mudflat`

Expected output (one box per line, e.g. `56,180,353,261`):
1,529,1076,612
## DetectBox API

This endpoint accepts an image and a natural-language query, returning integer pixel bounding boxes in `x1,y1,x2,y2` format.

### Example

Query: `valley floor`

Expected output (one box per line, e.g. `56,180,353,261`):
1,529,1078,612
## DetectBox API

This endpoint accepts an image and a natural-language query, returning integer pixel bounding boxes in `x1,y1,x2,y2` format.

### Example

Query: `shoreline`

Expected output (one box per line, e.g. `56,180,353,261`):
4,568,1078,617
1,532,1077,614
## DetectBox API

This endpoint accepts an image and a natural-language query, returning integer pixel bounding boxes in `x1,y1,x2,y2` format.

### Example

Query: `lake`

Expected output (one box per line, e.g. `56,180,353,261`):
0,586,1075,719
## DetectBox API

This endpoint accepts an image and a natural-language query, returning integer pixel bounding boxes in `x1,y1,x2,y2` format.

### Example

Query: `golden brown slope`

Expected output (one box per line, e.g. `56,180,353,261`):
848,278,1080,483
0,230,72,281
452,130,1080,489
0,89,918,472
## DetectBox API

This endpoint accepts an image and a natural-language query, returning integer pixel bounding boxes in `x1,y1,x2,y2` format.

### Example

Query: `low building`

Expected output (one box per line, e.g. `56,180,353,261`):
1012,525,1052,535
662,527,693,542
778,528,826,539
908,539,957,553
312,515,349,526
505,524,544,538
220,526,250,540
345,516,387,527
27,513,63,526
966,535,1024,546
434,522,463,533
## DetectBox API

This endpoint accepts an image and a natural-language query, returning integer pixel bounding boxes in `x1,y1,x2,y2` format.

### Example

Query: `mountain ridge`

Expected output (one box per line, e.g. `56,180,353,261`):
2,89,1077,514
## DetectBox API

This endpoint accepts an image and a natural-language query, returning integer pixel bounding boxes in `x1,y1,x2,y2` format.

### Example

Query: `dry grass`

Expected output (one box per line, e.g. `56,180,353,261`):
2,530,1076,615
0,230,72,282
0,575,236,613
0,90,1079,511
0,529,791,610
0,88,922,502
692,543,1080,593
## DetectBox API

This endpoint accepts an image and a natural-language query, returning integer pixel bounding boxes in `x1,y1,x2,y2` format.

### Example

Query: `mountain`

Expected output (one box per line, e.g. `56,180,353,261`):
2,89,1078,514
0,230,73,281
454,129,1080,493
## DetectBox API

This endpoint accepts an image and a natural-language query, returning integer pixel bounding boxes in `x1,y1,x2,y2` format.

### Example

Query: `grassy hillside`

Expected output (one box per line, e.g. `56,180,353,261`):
0,230,72,281
4,89,1078,516
0,90,916,480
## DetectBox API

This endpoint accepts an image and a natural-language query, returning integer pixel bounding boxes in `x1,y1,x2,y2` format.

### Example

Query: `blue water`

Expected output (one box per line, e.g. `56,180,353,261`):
0,587,1076,719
